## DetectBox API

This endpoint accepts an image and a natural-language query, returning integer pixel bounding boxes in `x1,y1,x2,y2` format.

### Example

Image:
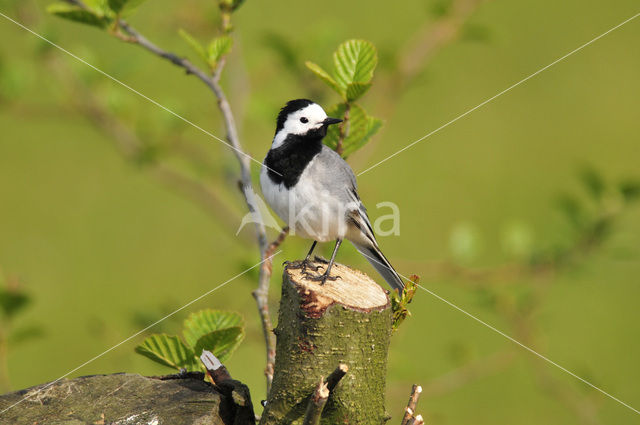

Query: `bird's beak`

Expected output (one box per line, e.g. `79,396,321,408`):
323,117,343,126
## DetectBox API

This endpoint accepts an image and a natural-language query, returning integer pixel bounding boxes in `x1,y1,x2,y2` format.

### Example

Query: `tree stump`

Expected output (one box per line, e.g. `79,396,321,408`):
260,259,393,425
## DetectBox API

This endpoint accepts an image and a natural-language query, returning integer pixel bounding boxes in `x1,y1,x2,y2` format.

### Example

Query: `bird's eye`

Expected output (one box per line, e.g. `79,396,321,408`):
300,117,308,123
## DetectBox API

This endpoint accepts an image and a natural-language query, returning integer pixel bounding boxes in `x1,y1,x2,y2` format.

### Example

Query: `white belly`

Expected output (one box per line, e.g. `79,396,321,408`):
260,165,347,242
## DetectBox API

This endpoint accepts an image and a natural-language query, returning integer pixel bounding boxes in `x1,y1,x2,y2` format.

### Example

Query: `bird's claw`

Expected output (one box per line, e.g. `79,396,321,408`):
306,273,340,285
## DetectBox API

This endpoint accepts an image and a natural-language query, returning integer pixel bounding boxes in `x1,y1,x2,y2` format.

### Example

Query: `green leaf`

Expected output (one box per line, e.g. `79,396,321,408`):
178,29,207,63
391,275,418,331
8,324,44,345
0,289,30,319
305,61,343,96
219,0,245,12
47,3,111,29
332,39,377,89
107,0,148,15
208,36,233,68
194,327,244,363
345,82,372,102
134,334,198,371
619,180,640,203
107,0,127,13
344,114,382,157
324,103,381,157
183,309,243,347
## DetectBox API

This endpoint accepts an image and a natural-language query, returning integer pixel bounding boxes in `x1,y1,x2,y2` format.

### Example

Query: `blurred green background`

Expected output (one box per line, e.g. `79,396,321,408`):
1,0,639,423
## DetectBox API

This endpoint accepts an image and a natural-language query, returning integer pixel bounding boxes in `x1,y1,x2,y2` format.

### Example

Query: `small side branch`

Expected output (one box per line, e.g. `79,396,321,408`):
201,350,256,425
406,414,425,425
325,363,349,392
401,384,423,425
302,378,330,425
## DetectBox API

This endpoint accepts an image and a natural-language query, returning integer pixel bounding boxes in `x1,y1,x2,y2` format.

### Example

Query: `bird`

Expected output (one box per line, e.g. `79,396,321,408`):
260,99,404,292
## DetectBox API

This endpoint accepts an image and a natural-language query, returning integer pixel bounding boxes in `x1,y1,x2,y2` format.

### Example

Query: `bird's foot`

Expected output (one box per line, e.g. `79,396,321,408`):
306,272,340,285
301,258,321,273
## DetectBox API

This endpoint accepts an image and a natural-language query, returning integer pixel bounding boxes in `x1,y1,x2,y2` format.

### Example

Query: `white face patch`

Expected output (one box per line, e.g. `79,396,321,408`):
272,103,328,148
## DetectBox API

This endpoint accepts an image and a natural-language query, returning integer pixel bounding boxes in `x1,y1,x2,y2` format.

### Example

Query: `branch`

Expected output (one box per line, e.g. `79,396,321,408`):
43,54,242,234
302,378,329,425
200,350,256,425
253,226,289,393
325,363,348,392
406,414,424,425
401,384,422,425
63,1,279,394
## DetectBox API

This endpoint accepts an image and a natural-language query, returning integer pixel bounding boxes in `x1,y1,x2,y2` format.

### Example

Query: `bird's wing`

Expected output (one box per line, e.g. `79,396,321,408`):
314,146,377,247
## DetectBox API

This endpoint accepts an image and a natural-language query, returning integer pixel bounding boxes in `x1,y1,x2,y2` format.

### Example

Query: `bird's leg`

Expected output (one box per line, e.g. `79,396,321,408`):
308,239,342,284
299,241,322,274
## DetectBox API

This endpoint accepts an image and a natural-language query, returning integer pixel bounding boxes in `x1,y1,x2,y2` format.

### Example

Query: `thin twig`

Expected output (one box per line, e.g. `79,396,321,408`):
302,378,330,425
401,384,422,425
44,54,242,232
253,226,289,392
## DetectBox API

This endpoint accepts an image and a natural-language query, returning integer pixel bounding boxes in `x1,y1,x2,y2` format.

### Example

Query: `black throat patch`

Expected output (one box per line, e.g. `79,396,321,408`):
265,133,323,188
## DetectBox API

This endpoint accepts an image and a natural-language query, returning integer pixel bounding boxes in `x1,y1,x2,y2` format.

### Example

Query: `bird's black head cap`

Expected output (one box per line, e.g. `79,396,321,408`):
275,99,314,134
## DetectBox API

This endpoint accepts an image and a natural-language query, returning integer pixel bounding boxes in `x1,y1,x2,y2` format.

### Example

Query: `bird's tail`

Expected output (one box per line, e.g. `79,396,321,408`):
354,242,405,293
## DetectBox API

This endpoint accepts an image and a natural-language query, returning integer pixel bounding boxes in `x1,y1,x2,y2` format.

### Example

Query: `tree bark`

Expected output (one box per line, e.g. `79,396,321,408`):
260,259,392,425
0,372,255,425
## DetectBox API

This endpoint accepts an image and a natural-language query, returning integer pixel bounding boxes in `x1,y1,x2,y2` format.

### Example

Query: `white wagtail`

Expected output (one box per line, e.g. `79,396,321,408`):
260,99,404,292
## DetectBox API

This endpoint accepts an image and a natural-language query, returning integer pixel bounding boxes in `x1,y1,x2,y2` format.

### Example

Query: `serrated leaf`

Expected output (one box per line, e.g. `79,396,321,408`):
183,309,243,347
343,114,382,157
178,29,207,63
135,334,198,371
345,82,372,102
333,39,377,89
324,103,379,157
47,3,111,29
194,327,244,363
208,36,233,68
305,61,343,96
